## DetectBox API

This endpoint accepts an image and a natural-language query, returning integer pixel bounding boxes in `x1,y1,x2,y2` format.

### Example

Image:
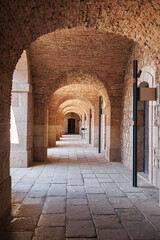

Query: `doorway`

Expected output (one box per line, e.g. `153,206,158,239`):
137,82,149,175
68,118,75,133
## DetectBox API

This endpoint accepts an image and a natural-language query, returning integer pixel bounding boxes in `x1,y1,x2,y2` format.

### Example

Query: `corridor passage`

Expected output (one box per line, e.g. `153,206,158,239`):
1,135,160,240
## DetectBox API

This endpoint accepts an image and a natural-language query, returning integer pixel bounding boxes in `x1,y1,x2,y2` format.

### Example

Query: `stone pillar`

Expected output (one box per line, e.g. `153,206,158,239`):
82,113,87,139
60,115,64,137
101,113,106,152
0,68,11,223
33,102,48,162
10,83,33,167
105,101,121,162
92,108,99,147
85,110,90,141
48,109,56,147
56,115,61,141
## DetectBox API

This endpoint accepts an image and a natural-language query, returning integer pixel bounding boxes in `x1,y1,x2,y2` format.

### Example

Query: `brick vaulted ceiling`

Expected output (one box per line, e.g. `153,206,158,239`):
29,28,133,103
0,0,159,75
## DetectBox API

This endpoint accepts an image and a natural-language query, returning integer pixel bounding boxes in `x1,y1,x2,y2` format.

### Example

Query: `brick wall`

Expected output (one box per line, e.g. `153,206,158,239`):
0,0,159,224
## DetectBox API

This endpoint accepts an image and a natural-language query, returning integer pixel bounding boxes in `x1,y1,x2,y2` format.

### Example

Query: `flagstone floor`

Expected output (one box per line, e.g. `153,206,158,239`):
1,135,160,240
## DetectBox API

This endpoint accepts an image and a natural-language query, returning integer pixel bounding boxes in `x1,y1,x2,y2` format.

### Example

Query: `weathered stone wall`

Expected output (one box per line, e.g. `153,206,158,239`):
121,43,160,187
10,51,33,167
0,68,12,223
33,102,48,162
0,0,159,225
0,1,159,77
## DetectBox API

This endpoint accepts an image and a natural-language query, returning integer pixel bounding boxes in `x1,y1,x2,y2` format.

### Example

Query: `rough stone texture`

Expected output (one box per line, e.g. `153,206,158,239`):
30,29,133,160
47,74,110,150
0,0,159,75
0,177,11,224
33,102,48,162
121,43,160,187
29,29,132,102
0,0,159,226
10,51,33,167
1,135,159,240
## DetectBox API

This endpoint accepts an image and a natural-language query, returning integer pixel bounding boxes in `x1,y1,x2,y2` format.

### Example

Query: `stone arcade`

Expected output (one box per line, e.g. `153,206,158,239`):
0,1,160,239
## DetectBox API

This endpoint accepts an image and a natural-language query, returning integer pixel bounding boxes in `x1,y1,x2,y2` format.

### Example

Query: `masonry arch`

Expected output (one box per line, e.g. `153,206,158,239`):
10,50,33,167
64,112,80,134
0,1,159,75
46,78,111,150
0,0,159,224
48,94,94,147
137,66,158,185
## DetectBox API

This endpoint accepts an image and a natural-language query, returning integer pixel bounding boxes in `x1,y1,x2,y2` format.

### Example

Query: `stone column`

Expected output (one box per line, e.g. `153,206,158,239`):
85,110,90,141
48,110,56,147
101,113,106,153
33,102,48,162
0,69,11,222
92,107,99,147
105,100,121,162
59,115,64,137
10,83,33,167
56,115,61,141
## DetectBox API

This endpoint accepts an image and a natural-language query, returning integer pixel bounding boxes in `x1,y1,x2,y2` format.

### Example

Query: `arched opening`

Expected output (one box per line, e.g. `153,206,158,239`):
64,112,80,134
46,79,110,152
10,50,33,168
137,67,158,186
0,0,159,230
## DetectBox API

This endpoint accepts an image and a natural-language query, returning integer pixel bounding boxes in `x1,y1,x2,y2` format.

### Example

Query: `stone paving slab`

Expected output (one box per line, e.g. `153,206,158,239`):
98,228,130,240
87,193,115,215
42,203,65,216
101,183,126,197
12,192,27,203
66,220,96,238
38,214,65,227
26,190,47,198
22,197,44,205
109,196,135,209
122,220,159,240
115,208,145,221
2,135,159,240
14,204,43,217
0,232,33,240
47,184,66,196
67,205,91,220
32,226,65,240
6,216,38,232
13,184,33,193
67,198,88,205
109,173,129,183
66,238,97,240
126,192,151,202
93,215,123,229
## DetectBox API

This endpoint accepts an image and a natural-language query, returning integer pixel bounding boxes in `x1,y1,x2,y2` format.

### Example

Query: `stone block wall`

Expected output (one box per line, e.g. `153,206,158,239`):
33,102,48,162
121,43,160,187
10,89,33,167
0,67,11,224
0,0,159,226
10,51,33,168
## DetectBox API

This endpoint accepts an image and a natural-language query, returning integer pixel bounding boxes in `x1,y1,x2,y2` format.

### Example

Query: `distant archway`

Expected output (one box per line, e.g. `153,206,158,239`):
64,113,80,134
